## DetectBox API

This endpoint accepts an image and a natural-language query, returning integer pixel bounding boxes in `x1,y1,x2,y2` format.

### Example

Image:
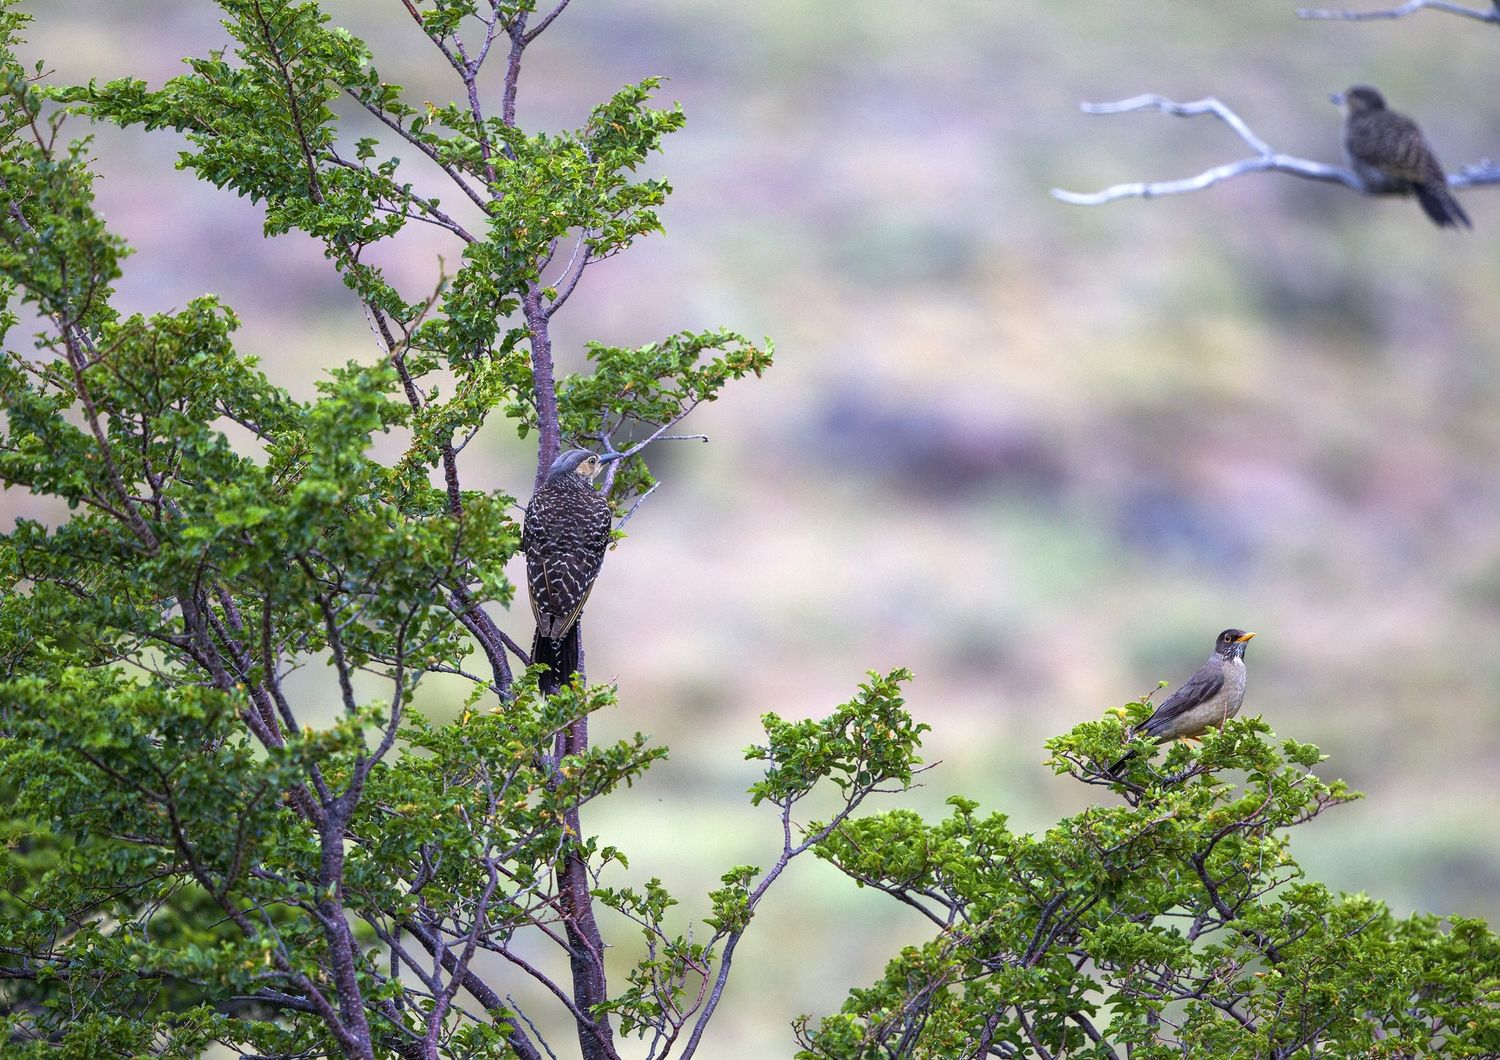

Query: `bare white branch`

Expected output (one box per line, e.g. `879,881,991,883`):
1454,158,1500,189
593,406,710,497
614,481,660,530
1298,0,1499,23
1052,95,1500,207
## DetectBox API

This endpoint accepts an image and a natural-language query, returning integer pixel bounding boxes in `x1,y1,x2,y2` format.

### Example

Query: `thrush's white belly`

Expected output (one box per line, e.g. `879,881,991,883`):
1159,657,1247,740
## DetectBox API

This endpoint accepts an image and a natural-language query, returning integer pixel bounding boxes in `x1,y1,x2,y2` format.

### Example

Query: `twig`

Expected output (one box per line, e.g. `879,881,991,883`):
614,482,659,530
543,234,592,320
524,0,575,44
1053,96,1360,206
508,996,561,1060
1051,95,1500,206
592,408,705,496
344,89,489,210
325,155,477,242
1454,158,1500,188
1298,0,1499,23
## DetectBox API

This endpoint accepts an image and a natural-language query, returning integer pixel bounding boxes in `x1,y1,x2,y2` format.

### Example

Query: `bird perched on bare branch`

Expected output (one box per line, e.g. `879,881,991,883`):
1110,629,1255,775
1334,85,1472,229
522,450,612,694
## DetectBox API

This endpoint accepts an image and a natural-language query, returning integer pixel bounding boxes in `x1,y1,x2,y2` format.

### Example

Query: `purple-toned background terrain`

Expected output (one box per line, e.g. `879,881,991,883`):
13,1,1500,1053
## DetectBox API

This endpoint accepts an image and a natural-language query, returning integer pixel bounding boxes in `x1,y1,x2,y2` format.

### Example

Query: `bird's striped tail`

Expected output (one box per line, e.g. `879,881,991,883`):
1415,182,1472,230
532,624,581,696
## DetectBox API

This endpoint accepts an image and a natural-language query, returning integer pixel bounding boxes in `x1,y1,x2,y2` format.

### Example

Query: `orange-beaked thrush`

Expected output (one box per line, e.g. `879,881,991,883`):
1110,629,1255,775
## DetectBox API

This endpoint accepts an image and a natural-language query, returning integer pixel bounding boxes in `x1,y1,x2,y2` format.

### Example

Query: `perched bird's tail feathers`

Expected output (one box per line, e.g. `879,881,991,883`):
1106,727,1144,778
532,624,581,695
1415,182,1472,230
1106,748,1135,778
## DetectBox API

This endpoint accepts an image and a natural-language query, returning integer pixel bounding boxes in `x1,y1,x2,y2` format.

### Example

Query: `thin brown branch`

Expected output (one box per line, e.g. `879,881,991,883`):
613,482,660,530
404,920,545,1060
326,156,478,242
524,0,574,44
524,285,562,491
344,88,489,209
501,11,530,130
543,236,592,319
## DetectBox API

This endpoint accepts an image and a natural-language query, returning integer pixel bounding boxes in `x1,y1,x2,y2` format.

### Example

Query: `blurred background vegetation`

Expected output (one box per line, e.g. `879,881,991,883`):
11,1,1500,1053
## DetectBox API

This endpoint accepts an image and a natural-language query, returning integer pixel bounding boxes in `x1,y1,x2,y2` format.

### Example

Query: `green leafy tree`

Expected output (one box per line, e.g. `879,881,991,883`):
0,2,926,1057
796,711,1500,1058
4,3,1500,1060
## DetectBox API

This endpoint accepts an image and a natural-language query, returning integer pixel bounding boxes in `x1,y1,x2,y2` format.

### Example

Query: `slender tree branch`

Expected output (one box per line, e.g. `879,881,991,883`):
1070,1012,1120,1060
524,284,562,491
501,11,530,130
159,774,368,1058
680,787,885,1059
524,0,574,45
448,588,519,694
1298,0,1499,22
614,482,660,530
399,0,464,73
326,155,478,242
403,920,546,1060
543,235,592,320
344,89,489,209
1015,1008,1056,1060
508,997,560,1060
425,861,502,1055
495,942,614,1056
598,414,707,467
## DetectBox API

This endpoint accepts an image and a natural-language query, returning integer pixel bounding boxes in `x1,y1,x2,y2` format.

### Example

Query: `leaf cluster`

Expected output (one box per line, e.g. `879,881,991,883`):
797,717,1500,1058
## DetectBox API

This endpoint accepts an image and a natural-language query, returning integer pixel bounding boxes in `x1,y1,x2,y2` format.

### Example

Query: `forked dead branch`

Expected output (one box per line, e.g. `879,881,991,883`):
1052,94,1500,207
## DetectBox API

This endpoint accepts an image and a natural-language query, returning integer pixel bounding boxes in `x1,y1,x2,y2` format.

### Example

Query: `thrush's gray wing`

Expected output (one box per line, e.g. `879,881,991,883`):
1137,662,1224,741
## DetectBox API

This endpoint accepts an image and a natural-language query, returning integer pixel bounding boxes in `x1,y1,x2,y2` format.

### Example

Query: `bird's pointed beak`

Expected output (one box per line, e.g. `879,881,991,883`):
1234,632,1257,642
1328,92,1345,106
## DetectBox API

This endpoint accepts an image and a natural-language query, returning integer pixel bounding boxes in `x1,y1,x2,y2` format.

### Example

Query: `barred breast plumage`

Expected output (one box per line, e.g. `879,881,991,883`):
1339,84,1471,230
522,452,612,693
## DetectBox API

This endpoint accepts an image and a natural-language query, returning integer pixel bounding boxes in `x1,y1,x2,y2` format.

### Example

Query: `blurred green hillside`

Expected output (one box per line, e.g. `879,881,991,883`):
11,0,1500,1054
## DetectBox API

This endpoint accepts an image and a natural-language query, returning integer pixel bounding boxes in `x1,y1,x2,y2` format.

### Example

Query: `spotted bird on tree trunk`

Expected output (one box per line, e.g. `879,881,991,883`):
522,450,612,694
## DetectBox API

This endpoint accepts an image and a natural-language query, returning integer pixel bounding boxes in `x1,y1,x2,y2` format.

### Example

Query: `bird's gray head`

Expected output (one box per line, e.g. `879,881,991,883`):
546,449,603,484
1331,85,1385,113
1214,628,1256,659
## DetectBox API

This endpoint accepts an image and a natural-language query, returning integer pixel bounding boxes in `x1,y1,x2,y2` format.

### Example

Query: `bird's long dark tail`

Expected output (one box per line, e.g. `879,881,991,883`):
1106,748,1136,778
532,624,580,696
1107,723,1154,777
1415,182,1472,230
